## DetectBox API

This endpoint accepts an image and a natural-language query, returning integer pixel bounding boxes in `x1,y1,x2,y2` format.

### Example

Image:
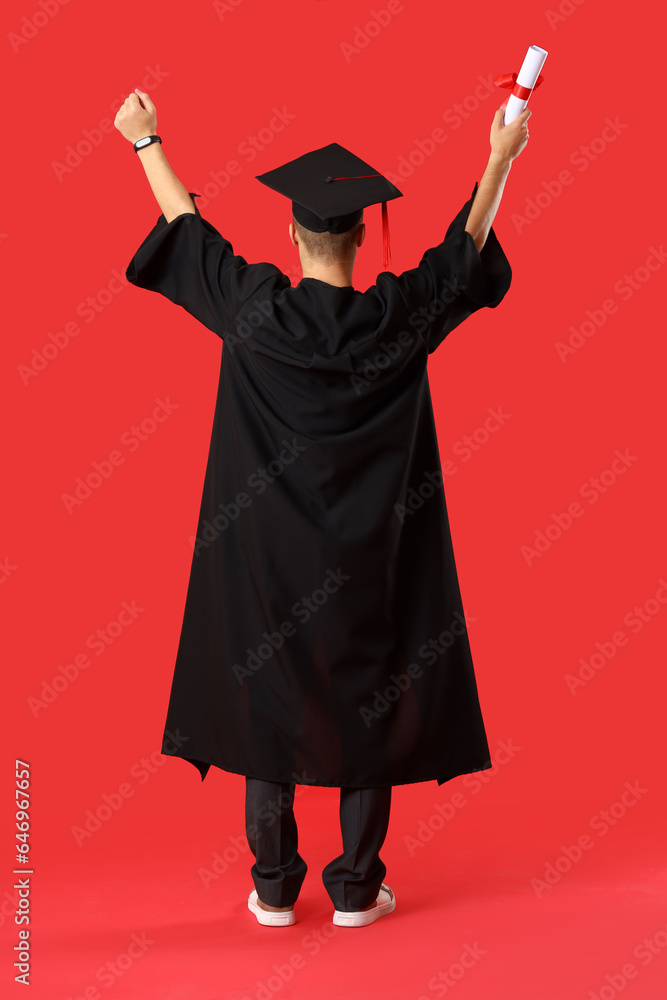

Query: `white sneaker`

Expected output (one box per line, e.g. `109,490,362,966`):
248,889,296,926
332,883,396,927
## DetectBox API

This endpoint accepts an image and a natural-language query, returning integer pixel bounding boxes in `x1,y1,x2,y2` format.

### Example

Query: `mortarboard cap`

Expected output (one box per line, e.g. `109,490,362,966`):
255,142,403,270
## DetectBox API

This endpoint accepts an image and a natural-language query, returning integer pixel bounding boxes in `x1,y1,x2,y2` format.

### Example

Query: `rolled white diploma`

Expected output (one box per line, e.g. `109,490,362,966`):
503,45,548,124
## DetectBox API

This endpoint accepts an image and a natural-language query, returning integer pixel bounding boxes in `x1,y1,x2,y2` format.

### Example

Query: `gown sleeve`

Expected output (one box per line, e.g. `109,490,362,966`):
125,192,280,340
381,181,513,354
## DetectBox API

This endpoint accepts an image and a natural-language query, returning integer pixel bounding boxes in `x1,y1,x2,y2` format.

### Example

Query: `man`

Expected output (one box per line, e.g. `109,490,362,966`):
115,89,531,928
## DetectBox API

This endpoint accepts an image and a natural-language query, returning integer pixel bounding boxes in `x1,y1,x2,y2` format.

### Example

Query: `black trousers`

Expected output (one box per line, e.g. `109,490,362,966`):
245,777,392,911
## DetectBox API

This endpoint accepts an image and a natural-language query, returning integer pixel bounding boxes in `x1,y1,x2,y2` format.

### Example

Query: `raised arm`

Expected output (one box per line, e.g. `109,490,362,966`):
114,89,195,224
464,103,532,253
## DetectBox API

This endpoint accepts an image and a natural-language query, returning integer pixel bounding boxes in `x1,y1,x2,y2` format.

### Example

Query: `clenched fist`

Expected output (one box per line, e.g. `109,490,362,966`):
490,104,532,164
114,89,158,144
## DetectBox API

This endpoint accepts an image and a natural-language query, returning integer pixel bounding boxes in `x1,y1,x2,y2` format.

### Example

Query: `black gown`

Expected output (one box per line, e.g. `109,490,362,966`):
125,180,512,788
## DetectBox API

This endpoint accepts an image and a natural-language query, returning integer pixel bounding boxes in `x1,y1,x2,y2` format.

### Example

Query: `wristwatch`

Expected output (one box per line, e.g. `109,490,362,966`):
133,135,162,153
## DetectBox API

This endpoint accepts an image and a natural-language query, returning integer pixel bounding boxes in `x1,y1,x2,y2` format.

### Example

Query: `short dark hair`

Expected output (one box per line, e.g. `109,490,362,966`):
292,215,362,264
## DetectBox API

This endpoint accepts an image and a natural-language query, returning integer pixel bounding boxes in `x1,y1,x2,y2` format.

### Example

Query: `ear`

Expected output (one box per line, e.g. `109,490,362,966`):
357,222,366,247
288,221,298,248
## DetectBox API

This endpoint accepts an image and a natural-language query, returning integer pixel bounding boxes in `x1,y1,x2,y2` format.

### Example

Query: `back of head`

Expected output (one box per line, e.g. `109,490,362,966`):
292,215,363,265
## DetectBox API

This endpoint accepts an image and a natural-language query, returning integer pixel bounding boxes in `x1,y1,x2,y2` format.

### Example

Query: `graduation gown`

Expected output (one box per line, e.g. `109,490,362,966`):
125,181,512,788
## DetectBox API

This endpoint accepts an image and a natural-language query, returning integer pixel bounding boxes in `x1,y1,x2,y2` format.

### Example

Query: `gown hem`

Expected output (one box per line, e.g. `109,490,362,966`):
162,749,494,789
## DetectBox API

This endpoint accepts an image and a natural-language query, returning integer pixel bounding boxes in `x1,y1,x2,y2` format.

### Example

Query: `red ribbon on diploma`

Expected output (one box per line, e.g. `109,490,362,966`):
494,71,545,102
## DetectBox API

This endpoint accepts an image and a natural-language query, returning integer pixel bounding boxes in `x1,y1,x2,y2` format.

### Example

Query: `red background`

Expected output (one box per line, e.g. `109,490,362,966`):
2,1,666,998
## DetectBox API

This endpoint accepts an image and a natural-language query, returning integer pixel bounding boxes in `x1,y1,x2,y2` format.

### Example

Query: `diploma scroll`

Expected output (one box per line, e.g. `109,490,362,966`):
495,45,548,124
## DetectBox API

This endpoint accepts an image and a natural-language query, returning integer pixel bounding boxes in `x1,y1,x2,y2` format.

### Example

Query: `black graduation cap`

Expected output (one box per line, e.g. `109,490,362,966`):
255,142,403,270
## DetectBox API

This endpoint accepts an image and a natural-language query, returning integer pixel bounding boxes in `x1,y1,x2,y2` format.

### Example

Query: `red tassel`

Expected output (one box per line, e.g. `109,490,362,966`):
325,174,392,269
381,200,390,270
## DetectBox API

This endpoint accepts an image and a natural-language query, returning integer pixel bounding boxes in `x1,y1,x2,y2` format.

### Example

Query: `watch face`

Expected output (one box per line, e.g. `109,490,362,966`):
136,138,151,147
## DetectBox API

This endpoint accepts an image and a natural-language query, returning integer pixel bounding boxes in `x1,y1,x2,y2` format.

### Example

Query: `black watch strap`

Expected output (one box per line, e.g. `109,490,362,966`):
133,135,162,153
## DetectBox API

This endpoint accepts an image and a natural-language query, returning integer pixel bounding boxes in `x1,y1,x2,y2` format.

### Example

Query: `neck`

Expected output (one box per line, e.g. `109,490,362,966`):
300,257,354,288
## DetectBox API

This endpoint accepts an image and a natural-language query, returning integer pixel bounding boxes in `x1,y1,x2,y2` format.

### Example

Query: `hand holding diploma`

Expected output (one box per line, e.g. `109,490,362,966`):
464,48,545,253
495,44,548,124
490,104,532,163
464,102,533,252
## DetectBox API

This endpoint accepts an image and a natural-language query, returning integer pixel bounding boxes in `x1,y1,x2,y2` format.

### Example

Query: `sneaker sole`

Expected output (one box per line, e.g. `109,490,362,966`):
333,884,395,927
